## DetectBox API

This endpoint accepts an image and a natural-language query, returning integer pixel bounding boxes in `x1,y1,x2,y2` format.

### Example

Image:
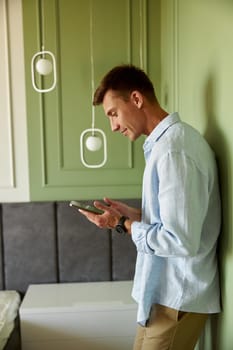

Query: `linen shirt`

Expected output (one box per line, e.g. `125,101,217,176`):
131,112,221,326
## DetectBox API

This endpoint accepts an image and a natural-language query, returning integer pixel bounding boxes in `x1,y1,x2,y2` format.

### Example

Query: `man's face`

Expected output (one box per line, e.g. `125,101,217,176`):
102,89,145,141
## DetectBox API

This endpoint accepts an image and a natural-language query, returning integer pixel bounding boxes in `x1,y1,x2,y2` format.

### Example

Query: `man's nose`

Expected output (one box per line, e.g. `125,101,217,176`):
110,119,119,132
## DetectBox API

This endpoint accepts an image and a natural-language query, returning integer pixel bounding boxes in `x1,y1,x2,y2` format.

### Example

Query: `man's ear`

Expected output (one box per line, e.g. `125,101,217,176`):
130,91,143,109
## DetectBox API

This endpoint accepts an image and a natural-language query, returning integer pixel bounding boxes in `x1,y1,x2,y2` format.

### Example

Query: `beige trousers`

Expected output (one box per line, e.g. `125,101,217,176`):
133,304,208,350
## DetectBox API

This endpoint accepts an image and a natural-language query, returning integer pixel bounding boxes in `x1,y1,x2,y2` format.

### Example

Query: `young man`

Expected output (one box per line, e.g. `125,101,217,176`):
79,65,221,350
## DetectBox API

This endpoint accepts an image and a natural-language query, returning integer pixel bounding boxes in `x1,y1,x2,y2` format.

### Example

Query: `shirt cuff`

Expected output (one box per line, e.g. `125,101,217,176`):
131,221,154,255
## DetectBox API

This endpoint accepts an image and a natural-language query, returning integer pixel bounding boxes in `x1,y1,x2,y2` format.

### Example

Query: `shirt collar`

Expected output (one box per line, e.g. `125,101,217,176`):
143,112,180,153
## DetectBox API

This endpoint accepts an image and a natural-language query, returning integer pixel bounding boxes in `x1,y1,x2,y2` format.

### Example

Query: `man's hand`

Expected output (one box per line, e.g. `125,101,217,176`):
78,198,141,233
78,200,121,229
103,197,141,221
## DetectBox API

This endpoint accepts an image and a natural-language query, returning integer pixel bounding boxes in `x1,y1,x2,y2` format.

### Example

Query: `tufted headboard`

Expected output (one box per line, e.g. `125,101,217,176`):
0,199,140,295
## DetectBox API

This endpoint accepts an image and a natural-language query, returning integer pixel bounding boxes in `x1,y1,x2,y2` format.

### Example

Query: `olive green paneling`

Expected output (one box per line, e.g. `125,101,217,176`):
161,1,233,349
22,0,160,201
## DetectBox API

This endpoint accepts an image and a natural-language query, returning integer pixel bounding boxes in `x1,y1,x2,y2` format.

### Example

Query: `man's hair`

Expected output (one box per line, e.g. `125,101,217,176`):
93,64,157,105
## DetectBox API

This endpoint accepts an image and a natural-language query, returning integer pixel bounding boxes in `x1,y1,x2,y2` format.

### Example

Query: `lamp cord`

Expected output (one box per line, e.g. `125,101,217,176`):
90,1,95,136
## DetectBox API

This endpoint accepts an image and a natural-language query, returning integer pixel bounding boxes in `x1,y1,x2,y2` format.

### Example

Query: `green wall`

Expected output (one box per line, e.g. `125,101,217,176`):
20,0,233,346
22,0,161,201
161,1,233,348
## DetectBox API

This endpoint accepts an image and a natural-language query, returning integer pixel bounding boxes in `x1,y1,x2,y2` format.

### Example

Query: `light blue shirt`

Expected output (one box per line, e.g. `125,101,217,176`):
131,112,221,326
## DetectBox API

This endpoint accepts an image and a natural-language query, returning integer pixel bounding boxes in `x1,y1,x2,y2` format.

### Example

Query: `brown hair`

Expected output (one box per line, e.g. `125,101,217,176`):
93,64,157,105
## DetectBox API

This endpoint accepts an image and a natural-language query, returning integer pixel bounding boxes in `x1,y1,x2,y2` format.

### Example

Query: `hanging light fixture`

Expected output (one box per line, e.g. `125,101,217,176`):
31,0,57,93
80,1,107,168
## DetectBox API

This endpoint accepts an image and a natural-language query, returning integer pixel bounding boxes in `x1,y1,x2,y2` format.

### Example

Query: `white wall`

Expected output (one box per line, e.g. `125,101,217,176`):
0,0,29,202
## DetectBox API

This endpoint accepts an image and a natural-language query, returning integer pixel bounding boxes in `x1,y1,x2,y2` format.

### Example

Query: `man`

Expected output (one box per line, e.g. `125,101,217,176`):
79,65,221,350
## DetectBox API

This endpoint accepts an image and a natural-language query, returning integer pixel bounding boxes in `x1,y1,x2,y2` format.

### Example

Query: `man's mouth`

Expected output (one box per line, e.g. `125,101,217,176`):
121,128,127,135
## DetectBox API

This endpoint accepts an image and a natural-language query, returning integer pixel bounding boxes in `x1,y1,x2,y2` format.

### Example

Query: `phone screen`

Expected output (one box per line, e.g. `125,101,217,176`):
69,200,104,215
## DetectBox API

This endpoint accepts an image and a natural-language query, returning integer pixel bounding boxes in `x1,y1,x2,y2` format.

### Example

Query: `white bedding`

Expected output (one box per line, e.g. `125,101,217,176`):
0,291,20,350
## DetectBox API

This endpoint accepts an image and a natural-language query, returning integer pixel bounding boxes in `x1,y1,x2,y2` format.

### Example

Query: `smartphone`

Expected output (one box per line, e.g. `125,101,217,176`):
69,200,104,215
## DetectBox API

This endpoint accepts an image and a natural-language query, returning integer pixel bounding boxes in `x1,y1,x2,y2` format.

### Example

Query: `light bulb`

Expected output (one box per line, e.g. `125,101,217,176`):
36,58,53,75
85,135,102,151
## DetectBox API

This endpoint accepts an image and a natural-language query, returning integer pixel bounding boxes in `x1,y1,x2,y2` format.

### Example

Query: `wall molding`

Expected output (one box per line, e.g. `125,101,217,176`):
38,0,147,181
0,0,15,189
0,0,29,201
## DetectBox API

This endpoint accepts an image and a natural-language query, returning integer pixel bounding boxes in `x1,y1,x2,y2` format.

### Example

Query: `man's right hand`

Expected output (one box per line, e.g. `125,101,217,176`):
102,197,142,222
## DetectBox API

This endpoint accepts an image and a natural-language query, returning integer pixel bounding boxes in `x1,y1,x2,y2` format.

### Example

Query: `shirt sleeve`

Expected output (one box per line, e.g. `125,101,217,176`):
131,151,210,257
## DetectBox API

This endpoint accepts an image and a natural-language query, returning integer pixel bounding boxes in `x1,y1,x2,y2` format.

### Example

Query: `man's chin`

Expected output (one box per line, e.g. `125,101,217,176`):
128,134,138,142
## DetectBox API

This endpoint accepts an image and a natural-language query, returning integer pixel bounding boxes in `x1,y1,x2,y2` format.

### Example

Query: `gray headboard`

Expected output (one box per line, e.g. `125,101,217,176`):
0,199,140,294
